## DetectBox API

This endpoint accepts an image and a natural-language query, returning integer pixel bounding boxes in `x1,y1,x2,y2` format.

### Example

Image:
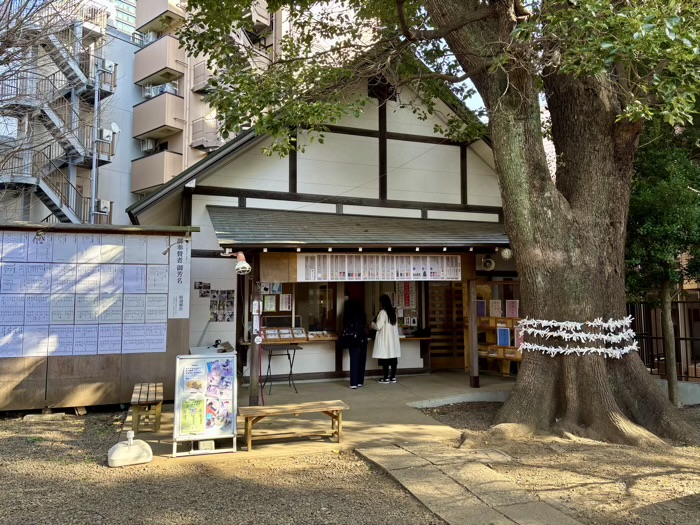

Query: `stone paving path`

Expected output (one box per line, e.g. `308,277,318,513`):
357,444,583,525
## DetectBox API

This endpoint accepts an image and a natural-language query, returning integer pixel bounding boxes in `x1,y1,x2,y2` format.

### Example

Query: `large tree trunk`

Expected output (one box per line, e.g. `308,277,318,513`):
660,279,680,407
424,0,700,445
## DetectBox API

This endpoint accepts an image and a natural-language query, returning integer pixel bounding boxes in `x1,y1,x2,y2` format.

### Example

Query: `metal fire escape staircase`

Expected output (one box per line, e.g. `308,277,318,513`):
0,25,113,223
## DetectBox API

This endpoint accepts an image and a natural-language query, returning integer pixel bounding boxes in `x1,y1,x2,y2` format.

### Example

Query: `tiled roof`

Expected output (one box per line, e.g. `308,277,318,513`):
207,206,509,248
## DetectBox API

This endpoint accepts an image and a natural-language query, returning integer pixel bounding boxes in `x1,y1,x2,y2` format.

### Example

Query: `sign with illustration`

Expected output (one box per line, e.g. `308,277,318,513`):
173,354,237,453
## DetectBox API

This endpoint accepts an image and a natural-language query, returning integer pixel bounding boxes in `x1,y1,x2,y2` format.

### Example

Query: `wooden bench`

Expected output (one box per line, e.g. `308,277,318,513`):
131,382,163,433
238,400,349,452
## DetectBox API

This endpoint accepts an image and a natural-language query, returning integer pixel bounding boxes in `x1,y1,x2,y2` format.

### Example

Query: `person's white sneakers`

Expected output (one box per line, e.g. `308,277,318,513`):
378,378,390,384
350,385,357,389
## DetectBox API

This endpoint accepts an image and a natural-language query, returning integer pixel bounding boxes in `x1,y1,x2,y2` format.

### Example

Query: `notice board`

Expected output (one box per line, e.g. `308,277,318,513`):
173,354,237,455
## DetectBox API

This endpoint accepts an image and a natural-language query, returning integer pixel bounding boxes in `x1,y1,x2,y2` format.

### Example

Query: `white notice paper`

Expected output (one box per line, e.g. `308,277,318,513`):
124,235,148,264
143,323,167,353
123,294,146,323
75,264,101,294
0,326,23,357
48,325,75,356
145,294,168,323
146,236,169,264
73,325,98,355
24,295,50,325
52,233,78,263
77,234,102,263
51,264,77,294
146,265,168,293
122,324,146,353
23,325,49,357
75,294,100,324
1,263,26,293
100,264,124,294
100,234,124,263
167,236,191,319
0,295,25,324
27,233,53,262
50,294,75,324
98,324,122,354
98,294,123,324
1,232,28,262
123,265,146,294
23,263,52,294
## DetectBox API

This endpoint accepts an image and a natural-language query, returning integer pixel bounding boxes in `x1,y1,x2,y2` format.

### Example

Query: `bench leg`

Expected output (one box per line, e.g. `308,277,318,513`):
246,418,252,452
132,405,140,433
336,410,343,443
154,402,162,432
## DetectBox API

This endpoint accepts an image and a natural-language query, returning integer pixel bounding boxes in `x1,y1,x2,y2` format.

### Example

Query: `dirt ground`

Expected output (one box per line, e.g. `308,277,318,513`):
422,402,700,525
0,407,444,525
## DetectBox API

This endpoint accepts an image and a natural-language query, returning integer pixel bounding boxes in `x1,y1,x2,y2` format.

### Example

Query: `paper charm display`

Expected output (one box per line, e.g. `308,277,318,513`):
516,316,638,359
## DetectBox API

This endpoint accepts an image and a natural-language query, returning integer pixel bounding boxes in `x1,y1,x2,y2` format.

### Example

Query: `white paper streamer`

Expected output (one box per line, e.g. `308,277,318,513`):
516,316,638,359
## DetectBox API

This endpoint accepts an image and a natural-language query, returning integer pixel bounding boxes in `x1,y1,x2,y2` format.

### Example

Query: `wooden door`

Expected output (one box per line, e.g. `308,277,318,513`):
427,282,465,369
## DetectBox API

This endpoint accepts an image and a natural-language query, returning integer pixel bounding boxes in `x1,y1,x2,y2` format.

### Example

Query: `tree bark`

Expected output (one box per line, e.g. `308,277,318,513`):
660,279,679,407
423,0,700,445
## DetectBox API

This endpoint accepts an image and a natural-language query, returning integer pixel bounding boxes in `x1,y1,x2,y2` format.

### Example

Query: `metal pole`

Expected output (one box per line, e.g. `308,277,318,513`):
89,59,100,224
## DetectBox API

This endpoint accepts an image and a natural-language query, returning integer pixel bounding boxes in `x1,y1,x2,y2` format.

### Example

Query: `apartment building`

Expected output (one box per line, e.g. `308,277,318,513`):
111,0,137,34
0,0,142,225
130,0,272,196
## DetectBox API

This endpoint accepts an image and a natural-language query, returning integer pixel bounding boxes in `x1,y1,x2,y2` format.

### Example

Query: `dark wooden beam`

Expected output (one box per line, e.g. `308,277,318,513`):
322,125,464,146
460,144,468,205
379,100,387,200
289,130,297,193
192,186,503,217
182,186,193,227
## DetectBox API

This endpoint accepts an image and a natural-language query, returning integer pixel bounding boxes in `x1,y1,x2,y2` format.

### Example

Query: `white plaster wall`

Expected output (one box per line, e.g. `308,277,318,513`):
191,195,239,250
246,199,336,214
467,141,501,207
343,206,422,219
98,29,144,225
386,95,449,137
333,97,379,130
427,210,499,223
201,137,289,191
189,257,238,348
298,133,378,198
387,141,460,203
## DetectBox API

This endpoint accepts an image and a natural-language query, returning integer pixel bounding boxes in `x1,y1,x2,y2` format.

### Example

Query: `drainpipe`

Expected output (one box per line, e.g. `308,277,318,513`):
89,57,101,223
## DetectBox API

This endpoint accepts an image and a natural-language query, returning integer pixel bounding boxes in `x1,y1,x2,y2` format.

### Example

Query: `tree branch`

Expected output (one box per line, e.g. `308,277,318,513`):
394,64,489,87
395,1,497,42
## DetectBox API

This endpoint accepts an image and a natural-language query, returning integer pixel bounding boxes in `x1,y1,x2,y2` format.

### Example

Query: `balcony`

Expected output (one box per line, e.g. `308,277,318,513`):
132,93,184,140
136,0,186,34
134,36,186,86
131,150,183,193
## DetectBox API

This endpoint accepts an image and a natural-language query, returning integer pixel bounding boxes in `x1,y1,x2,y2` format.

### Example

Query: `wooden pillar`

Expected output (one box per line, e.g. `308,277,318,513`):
461,253,479,387
249,251,262,406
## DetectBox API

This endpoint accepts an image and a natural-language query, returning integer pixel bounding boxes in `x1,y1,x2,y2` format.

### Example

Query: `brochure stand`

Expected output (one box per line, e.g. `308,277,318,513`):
172,353,237,457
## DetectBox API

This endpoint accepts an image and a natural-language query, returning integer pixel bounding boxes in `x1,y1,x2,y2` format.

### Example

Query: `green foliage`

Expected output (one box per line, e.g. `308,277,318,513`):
625,118,700,302
180,0,700,152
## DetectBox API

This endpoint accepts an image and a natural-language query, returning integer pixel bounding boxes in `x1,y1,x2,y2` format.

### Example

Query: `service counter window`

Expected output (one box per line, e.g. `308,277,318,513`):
296,282,337,332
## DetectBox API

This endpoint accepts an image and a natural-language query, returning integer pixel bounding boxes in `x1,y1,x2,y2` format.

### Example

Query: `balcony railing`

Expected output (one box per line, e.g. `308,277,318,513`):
191,118,224,150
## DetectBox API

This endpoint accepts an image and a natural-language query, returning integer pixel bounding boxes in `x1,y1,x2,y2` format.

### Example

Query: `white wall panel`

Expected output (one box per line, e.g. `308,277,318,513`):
386,99,448,137
427,210,500,223
343,206,422,219
467,143,501,207
298,133,378,198
387,141,460,204
246,199,336,214
201,138,289,191
189,257,237,348
191,195,239,250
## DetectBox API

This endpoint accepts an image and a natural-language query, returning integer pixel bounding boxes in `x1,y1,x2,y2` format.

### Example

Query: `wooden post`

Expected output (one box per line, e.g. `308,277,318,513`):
469,280,479,388
249,252,262,406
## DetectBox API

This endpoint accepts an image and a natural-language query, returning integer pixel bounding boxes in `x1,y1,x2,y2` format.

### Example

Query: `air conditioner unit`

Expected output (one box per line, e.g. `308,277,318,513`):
95,199,111,214
143,31,159,44
99,128,113,142
140,138,157,153
103,59,116,73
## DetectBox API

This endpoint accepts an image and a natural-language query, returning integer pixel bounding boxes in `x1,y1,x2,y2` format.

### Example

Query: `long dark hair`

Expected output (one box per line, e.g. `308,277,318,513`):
379,294,397,325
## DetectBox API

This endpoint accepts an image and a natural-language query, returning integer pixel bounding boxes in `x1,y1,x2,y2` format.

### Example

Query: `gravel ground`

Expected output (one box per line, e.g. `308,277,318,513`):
0,408,444,525
421,402,700,525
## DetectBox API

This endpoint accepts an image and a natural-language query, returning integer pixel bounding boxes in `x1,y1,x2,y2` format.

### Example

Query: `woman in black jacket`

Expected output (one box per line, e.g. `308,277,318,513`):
343,299,368,389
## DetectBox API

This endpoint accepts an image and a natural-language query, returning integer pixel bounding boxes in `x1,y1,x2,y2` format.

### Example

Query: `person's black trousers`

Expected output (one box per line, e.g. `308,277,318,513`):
379,358,398,380
349,343,367,386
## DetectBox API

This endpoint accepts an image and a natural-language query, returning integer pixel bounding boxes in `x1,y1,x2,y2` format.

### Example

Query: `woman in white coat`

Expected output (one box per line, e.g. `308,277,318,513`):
371,294,401,383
